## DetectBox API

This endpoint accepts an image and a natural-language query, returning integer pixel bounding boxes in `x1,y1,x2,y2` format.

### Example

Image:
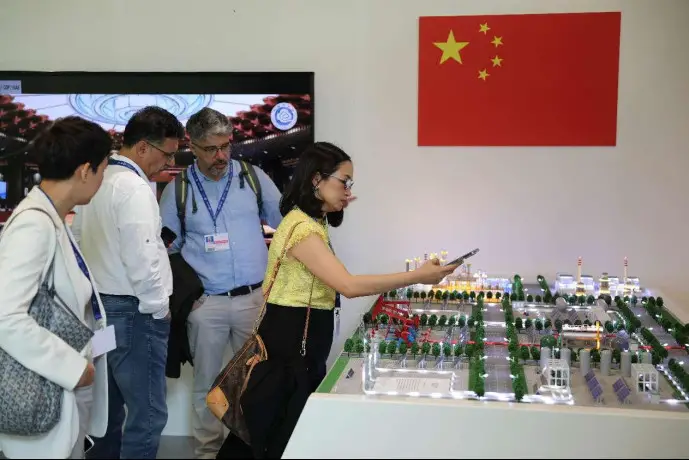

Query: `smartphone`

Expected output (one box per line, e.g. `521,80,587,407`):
161,226,177,248
445,248,480,266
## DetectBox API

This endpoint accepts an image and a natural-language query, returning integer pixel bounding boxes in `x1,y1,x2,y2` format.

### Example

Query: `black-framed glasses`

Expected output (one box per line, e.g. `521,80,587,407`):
325,174,354,190
191,141,231,155
146,141,176,161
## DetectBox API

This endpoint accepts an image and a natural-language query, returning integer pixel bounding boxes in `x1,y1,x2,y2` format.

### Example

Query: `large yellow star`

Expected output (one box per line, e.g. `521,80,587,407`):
434,30,469,64
479,23,490,34
491,55,503,67
491,36,504,47
478,69,490,81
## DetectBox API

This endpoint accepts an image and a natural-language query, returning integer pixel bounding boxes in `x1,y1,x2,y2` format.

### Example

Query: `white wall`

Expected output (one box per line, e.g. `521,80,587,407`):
1,0,687,437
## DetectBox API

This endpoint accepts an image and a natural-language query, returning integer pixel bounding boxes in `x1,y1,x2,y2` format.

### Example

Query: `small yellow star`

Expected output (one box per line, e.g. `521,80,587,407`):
491,36,503,47
434,30,470,64
491,55,503,67
479,23,490,34
478,69,490,81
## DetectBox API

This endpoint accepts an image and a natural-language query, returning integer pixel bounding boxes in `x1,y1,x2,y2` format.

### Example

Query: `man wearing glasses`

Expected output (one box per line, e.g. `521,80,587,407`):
159,107,282,459
72,106,185,459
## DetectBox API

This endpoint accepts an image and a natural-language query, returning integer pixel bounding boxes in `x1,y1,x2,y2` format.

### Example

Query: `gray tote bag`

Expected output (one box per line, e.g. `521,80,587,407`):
0,207,94,436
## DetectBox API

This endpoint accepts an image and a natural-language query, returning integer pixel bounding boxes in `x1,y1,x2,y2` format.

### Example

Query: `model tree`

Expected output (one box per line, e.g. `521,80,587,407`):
343,338,354,355
411,342,420,357
431,342,441,359
530,346,540,360
544,318,552,330
510,292,517,301
656,296,664,307
421,341,431,356
515,317,523,331
496,292,502,300
449,291,457,303
526,294,533,303
543,290,553,304
428,314,438,328
378,341,388,355
467,317,475,328
435,290,443,303
386,340,397,356
406,289,413,302
355,341,365,355
535,294,542,303
388,290,397,299
535,319,543,333
577,295,586,306
540,334,556,349
586,295,595,305
413,291,420,303
525,318,533,329
464,343,475,358
378,314,389,325
438,315,447,327
448,315,457,327
362,312,372,325
457,316,466,329
486,291,493,300
442,290,449,306
454,343,463,357
398,342,408,355
520,345,531,362
554,319,563,333
428,290,435,303
420,291,427,304
604,321,614,333
420,313,428,326
583,319,591,326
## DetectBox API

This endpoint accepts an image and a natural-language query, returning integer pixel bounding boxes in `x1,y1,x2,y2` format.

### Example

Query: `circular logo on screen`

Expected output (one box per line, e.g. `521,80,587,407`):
270,102,298,131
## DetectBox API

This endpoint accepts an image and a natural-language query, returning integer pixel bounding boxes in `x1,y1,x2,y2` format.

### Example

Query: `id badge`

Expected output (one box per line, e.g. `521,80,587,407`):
204,233,230,252
335,307,341,338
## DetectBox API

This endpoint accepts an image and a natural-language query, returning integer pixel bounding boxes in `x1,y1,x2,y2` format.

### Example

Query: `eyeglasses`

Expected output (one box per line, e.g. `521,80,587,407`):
191,141,231,155
146,141,176,162
325,174,354,190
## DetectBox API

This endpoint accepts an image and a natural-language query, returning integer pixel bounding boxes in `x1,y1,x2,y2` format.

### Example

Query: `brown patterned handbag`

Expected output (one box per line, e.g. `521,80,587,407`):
206,222,313,446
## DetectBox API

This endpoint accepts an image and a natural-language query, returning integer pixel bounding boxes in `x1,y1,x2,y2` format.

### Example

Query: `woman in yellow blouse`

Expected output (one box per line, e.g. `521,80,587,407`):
258,141,458,397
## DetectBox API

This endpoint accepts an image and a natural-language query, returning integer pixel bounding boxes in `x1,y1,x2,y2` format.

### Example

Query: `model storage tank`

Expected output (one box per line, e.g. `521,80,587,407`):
580,348,591,375
621,351,632,377
540,347,551,369
600,349,612,376
561,347,572,366
641,351,653,364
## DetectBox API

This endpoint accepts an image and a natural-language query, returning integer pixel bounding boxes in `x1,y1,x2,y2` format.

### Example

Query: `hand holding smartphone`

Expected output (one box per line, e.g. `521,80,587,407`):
444,248,480,266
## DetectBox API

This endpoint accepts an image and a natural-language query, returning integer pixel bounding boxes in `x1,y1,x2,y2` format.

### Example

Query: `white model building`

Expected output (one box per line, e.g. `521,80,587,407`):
631,363,659,398
541,359,571,391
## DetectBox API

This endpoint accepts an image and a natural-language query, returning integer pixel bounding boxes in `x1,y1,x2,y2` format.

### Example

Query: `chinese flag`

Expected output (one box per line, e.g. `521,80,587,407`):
418,12,621,146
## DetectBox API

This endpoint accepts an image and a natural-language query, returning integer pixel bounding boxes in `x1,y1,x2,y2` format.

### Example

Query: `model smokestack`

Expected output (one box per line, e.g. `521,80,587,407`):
575,256,586,296
577,256,582,282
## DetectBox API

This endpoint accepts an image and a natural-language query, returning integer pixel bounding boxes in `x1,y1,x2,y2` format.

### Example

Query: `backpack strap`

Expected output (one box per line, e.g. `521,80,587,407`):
239,160,263,216
175,169,197,242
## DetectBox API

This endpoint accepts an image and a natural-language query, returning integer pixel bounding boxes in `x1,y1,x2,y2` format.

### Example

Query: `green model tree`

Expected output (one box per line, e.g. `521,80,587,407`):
540,334,556,349
428,289,435,302
467,317,475,328
406,289,413,302
429,314,438,328
355,341,365,355
432,343,442,359
420,313,428,326
526,294,533,303
525,318,532,330
438,315,447,327
486,291,493,300
543,290,553,304
510,292,517,301
656,296,664,307
535,319,543,333
449,291,457,303
578,295,586,306
469,291,476,301
442,290,449,305
604,321,614,333
413,291,420,303
389,290,397,299
586,295,595,305
530,346,540,360
435,290,443,303
554,319,563,333
421,342,431,356
420,291,427,303
386,340,397,355
463,291,469,301
515,317,523,331
411,342,420,357
535,294,542,303
454,343,463,357
343,338,354,355
378,341,388,355
544,318,552,330
520,345,531,362
398,342,408,355
448,315,457,327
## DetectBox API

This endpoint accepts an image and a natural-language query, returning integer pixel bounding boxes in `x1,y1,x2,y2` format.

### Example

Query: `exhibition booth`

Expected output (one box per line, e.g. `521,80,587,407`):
2,0,689,458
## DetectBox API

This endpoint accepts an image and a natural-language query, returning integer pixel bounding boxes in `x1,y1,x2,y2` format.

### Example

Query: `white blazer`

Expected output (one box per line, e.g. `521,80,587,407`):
0,187,109,459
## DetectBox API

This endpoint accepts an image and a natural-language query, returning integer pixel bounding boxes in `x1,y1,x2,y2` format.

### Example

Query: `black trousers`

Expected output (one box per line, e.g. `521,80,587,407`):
217,304,334,459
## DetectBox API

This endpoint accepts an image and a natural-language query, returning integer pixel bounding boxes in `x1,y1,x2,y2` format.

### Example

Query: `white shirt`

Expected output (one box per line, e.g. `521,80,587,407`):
71,154,172,319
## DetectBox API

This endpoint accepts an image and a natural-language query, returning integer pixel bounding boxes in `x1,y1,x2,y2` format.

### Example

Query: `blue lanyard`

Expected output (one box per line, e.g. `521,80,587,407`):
36,187,101,321
190,162,234,231
69,239,102,322
108,158,143,178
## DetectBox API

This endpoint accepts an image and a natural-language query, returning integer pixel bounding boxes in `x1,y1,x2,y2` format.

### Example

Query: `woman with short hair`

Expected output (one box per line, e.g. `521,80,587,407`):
0,116,112,459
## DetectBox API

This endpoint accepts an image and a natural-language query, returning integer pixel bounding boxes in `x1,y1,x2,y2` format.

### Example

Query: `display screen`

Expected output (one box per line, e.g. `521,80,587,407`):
0,71,314,206
0,181,6,200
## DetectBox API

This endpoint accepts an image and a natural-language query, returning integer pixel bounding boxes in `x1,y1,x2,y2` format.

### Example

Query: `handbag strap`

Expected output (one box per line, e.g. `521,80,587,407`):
1,207,59,290
253,220,319,357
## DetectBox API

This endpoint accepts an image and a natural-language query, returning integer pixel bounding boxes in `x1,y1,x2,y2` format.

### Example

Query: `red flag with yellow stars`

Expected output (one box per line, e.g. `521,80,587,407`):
418,12,621,146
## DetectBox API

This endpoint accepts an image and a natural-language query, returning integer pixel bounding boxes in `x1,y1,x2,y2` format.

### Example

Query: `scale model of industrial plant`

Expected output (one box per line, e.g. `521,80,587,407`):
319,252,689,413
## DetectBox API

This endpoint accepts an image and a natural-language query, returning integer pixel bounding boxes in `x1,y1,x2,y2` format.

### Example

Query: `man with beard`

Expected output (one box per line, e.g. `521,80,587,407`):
159,107,282,459
72,106,185,459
